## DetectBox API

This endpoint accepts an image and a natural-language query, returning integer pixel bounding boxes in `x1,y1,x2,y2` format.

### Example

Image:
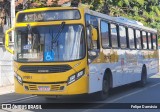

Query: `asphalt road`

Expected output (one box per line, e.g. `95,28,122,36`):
1,75,160,112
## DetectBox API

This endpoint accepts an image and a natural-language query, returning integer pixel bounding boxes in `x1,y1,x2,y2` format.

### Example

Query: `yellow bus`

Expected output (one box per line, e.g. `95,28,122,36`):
5,7,159,100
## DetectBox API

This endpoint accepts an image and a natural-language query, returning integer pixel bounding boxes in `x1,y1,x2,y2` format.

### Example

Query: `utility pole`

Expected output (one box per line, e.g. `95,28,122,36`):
10,0,15,43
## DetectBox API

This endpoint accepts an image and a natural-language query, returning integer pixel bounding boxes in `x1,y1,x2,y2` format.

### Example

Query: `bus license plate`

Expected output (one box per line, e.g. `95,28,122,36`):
38,86,50,91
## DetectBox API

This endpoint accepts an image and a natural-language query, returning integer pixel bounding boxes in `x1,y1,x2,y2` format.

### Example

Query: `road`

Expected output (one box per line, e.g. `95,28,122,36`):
0,75,160,112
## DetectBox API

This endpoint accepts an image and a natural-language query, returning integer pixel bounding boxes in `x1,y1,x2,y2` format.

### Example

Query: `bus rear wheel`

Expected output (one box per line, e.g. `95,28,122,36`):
96,77,110,101
139,67,147,87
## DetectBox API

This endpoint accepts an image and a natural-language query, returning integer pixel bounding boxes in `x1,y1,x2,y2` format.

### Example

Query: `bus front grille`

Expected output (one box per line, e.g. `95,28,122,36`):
28,85,38,91
50,85,64,91
19,65,72,73
25,84,65,91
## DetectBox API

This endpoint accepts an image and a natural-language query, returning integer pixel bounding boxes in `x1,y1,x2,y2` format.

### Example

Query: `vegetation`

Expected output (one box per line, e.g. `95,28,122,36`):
81,0,160,39
21,0,160,38
1,0,160,39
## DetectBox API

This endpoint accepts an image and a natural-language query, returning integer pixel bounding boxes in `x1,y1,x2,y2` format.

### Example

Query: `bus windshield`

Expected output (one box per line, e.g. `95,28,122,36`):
14,24,85,62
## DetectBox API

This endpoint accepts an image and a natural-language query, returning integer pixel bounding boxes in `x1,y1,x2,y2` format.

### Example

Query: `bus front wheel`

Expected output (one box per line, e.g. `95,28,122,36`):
96,77,110,101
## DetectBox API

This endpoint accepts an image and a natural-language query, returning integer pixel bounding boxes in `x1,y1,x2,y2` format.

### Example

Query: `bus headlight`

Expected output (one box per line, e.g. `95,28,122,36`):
67,69,85,85
14,73,23,85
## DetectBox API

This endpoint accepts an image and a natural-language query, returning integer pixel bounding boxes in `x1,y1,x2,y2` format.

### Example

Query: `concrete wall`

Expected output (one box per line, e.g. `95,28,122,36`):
0,46,14,87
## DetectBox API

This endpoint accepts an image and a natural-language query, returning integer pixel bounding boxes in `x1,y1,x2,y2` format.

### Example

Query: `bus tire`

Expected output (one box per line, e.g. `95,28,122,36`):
96,75,110,101
139,66,147,87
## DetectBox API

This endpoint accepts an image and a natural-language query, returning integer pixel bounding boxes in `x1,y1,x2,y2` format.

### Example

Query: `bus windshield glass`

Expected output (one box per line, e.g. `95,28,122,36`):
17,10,80,22
14,24,85,62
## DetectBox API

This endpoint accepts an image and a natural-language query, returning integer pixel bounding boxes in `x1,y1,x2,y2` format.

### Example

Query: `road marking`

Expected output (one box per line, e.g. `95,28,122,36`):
108,82,160,103
83,81,160,112
2,95,37,103
148,83,160,88
107,89,144,103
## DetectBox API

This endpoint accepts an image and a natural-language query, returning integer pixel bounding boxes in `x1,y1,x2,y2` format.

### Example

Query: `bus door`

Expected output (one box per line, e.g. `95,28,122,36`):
85,14,101,93
85,14,100,63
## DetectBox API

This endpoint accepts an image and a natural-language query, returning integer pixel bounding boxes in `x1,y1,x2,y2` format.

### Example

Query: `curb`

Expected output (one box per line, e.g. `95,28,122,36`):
150,73,160,78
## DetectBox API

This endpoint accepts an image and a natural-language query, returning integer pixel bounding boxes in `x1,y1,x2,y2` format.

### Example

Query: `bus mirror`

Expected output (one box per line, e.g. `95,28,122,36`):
5,27,14,54
91,28,97,41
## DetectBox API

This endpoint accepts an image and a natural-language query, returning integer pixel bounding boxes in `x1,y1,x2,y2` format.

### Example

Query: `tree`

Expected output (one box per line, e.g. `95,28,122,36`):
2,0,160,38
81,0,160,39
0,0,10,26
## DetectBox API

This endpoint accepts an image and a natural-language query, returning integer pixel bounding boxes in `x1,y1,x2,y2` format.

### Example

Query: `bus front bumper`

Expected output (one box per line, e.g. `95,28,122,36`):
14,75,88,95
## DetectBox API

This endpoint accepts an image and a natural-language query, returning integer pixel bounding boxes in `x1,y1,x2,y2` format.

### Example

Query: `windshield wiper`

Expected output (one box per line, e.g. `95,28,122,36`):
52,22,65,43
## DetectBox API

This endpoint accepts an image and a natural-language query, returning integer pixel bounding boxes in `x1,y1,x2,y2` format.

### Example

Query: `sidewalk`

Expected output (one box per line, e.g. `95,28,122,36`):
0,85,14,95
151,73,160,78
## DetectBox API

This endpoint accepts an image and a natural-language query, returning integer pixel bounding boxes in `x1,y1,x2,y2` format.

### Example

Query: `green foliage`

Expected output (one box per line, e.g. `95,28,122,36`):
25,0,60,8
81,0,160,39
20,0,160,39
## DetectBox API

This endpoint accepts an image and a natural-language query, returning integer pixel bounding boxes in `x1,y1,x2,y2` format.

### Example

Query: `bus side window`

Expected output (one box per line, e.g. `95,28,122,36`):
147,32,152,49
101,20,110,48
85,14,99,50
128,28,135,49
142,31,147,49
110,24,118,48
86,25,98,49
119,26,127,49
91,27,98,50
86,25,99,63
152,34,157,49
86,26,93,50
135,30,142,49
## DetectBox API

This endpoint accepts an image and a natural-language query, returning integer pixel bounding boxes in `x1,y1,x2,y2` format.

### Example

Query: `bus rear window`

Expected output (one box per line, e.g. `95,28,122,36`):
17,10,80,22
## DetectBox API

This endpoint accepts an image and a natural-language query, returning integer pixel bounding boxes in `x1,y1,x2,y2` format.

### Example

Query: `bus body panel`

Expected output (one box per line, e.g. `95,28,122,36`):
88,48,159,93
14,58,89,95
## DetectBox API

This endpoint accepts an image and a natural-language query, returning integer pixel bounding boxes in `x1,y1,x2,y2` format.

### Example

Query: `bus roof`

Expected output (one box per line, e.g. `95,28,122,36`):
17,7,157,33
84,9,157,33
115,17,144,26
